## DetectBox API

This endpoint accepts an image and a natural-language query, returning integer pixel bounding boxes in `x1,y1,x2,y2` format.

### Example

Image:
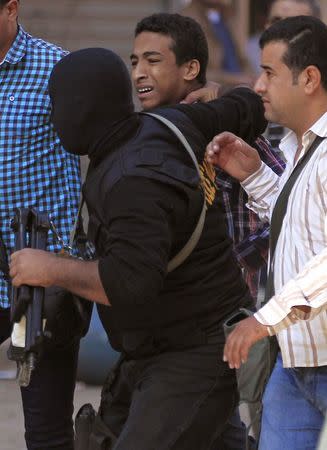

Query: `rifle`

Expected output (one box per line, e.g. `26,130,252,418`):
8,207,51,387
0,233,9,282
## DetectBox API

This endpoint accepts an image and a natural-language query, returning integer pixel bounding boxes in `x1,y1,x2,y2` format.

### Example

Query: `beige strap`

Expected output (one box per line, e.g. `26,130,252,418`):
144,112,207,272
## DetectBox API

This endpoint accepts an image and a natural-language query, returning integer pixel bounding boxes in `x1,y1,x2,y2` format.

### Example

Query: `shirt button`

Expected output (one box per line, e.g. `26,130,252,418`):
9,95,14,102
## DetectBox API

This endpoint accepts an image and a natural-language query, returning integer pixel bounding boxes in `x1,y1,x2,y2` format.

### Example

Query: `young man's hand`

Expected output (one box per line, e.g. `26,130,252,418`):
180,81,221,104
206,132,261,181
223,316,269,369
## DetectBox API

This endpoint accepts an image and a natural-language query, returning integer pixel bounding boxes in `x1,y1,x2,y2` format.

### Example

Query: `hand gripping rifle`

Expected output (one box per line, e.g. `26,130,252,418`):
8,207,51,387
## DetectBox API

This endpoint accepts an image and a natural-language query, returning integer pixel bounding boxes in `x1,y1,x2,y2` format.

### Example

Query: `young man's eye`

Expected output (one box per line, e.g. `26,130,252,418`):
131,60,137,67
148,59,160,64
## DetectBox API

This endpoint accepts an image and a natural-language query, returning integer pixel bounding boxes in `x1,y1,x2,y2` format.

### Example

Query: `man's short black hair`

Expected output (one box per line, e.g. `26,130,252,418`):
135,13,208,85
260,15,327,90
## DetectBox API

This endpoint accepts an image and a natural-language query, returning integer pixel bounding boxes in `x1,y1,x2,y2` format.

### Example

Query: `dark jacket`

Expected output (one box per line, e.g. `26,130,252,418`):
48,49,266,358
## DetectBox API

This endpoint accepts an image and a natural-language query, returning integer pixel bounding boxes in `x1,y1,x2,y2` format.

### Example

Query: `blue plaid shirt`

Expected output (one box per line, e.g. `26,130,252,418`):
0,26,81,308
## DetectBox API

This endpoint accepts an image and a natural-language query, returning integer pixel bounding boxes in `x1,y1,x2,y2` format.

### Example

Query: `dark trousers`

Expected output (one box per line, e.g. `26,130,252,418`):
99,342,238,450
0,306,79,450
21,337,79,450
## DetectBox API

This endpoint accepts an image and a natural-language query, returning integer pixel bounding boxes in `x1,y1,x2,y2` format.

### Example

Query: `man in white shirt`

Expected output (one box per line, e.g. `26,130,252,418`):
206,15,327,450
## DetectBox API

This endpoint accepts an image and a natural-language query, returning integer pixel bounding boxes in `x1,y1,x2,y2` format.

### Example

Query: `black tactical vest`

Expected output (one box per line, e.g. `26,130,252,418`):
83,109,252,357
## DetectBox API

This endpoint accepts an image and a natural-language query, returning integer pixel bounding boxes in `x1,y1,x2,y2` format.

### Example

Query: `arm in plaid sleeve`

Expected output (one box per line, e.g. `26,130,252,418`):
234,223,269,270
234,137,285,270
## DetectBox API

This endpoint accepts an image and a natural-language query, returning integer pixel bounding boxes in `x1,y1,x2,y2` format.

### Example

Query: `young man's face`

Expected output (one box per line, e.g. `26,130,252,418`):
267,0,314,27
254,41,304,129
131,31,193,110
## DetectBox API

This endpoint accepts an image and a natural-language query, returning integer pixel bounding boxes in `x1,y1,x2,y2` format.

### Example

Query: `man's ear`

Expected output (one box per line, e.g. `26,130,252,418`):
6,0,19,23
183,59,201,82
301,65,321,95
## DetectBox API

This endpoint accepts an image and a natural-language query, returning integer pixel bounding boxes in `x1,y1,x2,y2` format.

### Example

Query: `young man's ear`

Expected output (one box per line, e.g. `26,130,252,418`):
183,59,201,82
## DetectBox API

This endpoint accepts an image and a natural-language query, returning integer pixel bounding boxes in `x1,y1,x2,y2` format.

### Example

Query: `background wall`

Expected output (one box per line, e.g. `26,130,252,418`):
20,1,327,68
19,0,172,63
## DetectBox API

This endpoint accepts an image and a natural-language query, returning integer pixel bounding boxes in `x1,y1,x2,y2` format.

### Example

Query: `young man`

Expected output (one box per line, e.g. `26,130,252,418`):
207,15,327,450
9,47,267,449
131,12,284,309
131,16,284,446
0,1,83,448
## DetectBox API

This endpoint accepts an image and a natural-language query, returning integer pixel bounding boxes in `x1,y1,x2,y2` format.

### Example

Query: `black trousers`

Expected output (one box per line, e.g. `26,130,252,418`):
99,342,238,450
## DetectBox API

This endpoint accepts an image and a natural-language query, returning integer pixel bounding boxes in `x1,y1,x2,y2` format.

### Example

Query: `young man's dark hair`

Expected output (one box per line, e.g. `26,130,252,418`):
260,15,327,89
135,13,208,85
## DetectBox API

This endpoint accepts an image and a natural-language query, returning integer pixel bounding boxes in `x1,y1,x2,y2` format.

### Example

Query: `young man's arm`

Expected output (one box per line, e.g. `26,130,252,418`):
206,131,281,222
234,225,269,270
176,87,267,146
233,136,285,270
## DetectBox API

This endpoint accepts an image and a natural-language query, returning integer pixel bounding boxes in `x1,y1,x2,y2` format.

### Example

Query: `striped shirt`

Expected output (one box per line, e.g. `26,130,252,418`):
0,26,81,308
242,112,327,368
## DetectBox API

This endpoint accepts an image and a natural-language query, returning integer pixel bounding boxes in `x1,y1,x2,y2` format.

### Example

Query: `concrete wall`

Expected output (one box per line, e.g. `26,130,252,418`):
19,0,171,64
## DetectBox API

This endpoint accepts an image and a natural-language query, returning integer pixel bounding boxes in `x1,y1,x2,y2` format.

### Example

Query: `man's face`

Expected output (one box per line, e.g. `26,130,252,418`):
0,1,18,60
131,31,192,110
254,41,304,128
267,1,313,27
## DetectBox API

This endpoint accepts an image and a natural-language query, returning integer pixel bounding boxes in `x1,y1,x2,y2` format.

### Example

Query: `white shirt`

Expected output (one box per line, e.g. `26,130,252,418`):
242,112,327,368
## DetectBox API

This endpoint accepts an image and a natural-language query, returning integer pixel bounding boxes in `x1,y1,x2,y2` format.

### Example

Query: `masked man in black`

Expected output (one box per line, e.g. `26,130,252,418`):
10,48,266,450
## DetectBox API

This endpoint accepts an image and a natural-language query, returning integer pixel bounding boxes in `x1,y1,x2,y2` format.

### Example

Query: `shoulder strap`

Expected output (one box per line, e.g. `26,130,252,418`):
265,135,325,300
69,196,85,249
143,112,207,272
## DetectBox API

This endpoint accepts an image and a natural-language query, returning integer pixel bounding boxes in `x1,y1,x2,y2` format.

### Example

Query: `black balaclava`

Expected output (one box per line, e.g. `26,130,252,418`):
49,48,140,162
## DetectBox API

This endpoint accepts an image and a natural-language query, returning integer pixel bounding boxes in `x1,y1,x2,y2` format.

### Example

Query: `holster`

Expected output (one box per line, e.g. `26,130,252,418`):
74,403,95,450
74,356,124,450
74,405,117,450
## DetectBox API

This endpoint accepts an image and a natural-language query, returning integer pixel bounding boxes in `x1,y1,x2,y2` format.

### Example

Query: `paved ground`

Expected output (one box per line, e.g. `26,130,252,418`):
0,340,101,450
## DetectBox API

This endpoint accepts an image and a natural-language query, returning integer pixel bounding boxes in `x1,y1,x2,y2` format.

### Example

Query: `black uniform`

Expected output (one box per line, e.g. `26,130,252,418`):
49,48,267,450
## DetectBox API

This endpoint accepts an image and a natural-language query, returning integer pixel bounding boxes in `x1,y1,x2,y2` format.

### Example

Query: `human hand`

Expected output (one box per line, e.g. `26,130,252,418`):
180,81,221,104
223,316,269,369
206,132,261,181
10,248,58,287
